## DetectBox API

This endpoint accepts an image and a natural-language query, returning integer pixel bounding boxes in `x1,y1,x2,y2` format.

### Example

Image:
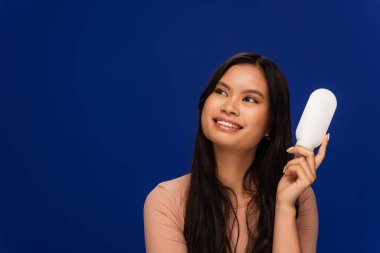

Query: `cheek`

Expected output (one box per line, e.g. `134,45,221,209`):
202,97,216,119
246,109,269,132
200,100,211,128
201,98,218,134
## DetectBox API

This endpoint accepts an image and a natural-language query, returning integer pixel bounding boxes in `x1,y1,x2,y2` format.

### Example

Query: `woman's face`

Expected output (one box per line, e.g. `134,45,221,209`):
201,64,270,151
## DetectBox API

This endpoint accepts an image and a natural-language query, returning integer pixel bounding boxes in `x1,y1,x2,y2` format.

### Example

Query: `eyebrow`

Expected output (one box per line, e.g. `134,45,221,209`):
216,81,264,98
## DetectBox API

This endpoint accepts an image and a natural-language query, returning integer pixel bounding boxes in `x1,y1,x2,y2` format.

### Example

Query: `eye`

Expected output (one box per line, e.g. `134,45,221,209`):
214,88,227,96
244,96,258,103
214,88,258,103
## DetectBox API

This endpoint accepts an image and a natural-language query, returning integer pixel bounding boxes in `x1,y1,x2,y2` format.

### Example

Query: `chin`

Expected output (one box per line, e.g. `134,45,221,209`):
208,133,241,147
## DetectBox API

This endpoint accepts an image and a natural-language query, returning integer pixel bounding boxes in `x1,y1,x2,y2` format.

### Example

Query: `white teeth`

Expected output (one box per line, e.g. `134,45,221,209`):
216,120,240,129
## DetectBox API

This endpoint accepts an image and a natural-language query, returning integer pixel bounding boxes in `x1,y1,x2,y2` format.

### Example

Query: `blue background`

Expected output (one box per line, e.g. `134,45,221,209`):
1,0,379,252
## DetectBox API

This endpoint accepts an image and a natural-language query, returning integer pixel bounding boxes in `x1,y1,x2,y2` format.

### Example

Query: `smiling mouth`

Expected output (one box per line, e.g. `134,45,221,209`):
213,118,243,130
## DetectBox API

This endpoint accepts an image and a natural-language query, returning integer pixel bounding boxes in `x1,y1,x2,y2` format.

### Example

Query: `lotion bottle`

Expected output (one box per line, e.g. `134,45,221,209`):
295,88,337,151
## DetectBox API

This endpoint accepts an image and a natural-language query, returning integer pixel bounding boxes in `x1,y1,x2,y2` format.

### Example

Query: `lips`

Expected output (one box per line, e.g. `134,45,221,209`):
213,117,243,129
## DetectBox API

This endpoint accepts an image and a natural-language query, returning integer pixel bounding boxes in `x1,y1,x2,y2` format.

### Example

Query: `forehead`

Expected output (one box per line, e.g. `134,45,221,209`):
219,64,268,96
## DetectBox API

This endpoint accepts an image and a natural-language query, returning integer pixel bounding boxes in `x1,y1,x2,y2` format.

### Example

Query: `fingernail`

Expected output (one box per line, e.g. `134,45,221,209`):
327,133,330,141
286,147,294,152
283,165,287,173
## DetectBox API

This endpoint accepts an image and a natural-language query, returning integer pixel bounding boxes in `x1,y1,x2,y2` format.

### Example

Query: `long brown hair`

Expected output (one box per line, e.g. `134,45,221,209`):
183,52,296,253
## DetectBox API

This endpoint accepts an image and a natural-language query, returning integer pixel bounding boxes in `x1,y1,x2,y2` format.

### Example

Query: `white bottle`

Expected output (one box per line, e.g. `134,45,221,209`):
295,88,337,151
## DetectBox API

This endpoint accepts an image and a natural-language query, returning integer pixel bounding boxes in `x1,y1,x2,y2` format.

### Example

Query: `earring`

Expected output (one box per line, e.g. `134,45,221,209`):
265,131,270,141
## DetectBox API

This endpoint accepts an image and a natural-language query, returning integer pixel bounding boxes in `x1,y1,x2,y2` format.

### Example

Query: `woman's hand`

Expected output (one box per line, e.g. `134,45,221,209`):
276,133,330,208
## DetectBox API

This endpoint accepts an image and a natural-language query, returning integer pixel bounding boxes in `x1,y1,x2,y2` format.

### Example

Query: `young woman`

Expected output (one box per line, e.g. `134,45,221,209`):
143,52,329,253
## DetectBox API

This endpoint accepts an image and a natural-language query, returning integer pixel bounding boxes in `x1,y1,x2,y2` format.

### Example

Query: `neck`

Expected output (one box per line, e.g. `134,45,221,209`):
213,144,256,202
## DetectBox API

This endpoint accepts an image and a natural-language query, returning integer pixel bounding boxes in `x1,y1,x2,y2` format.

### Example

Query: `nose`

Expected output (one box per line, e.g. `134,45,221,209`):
221,97,239,116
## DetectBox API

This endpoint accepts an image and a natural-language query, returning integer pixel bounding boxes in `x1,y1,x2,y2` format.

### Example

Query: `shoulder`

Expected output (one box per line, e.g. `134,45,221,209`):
144,173,191,214
146,173,191,200
156,173,191,194
143,174,190,251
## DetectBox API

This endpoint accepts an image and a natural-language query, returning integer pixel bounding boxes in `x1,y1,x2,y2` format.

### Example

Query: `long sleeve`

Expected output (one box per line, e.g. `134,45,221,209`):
143,183,188,253
296,186,319,253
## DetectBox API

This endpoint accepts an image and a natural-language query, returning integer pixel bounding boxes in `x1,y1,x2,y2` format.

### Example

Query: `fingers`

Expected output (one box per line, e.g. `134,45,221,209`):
284,163,316,185
287,145,316,172
286,133,330,174
315,133,329,169
284,157,316,180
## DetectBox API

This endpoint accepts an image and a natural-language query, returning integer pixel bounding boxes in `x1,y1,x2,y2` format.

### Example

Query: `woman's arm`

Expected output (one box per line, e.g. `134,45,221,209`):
143,184,188,253
273,201,302,253
273,134,327,252
273,187,318,253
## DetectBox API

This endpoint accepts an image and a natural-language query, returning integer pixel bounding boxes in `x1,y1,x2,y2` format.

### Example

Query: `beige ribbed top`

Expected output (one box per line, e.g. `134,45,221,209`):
144,173,318,253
